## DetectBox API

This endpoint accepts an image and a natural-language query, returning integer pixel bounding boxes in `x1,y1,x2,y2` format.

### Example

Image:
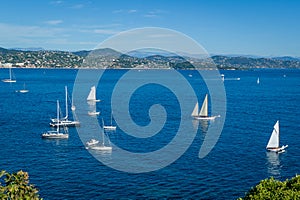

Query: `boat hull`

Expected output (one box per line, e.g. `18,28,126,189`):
2,79,16,83
50,120,80,127
103,126,117,131
16,89,29,93
87,145,112,151
193,115,220,120
42,133,69,139
267,145,288,153
88,111,100,116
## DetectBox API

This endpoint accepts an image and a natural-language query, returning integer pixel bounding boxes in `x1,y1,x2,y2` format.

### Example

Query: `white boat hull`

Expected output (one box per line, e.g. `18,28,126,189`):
87,145,112,151
88,111,100,116
42,132,69,139
50,120,80,127
267,145,288,153
103,125,117,131
87,99,101,102
193,115,220,120
2,79,16,83
18,89,29,93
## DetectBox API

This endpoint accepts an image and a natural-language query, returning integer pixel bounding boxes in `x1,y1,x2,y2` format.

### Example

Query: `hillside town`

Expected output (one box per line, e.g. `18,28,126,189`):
1,47,300,69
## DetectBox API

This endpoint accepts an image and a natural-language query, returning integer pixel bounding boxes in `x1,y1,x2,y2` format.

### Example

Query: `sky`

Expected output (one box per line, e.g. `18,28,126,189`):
0,0,299,57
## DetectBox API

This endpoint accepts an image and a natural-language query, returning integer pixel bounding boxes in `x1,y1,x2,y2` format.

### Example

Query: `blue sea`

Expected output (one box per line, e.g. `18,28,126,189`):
0,68,300,199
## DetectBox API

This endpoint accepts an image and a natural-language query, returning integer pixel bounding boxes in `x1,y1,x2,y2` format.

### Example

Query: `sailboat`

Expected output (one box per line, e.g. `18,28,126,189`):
221,74,225,82
16,83,29,93
2,67,16,83
50,86,80,127
266,120,288,153
103,112,117,131
87,86,101,102
257,77,260,84
192,94,220,120
42,100,69,139
87,101,100,116
86,139,99,146
88,110,100,116
86,119,112,151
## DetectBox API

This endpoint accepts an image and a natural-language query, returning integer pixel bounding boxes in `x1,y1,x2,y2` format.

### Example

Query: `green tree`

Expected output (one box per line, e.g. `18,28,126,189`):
239,175,300,199
0,170,42,199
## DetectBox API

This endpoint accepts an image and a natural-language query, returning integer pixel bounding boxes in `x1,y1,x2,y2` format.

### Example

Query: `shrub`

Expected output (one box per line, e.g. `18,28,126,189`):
0,170,42,199
239,175,300,199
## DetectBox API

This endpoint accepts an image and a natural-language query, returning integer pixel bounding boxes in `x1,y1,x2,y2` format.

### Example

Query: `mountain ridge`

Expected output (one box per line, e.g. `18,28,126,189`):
1,47,300,69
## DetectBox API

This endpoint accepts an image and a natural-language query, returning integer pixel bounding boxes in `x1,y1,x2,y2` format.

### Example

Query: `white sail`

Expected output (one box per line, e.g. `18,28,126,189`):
87,86,100,102
267,120,279,149
257,77,260,84
191,102,199,117
199,94,208,117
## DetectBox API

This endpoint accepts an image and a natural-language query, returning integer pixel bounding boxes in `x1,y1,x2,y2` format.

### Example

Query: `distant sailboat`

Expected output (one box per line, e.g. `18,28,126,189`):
86,119,112,151
87,101,100,116
192,94,220,120
221,74,225,82
88,110,100,116
42,100,69,139
257,77,260,84
2,67,16,83
87,86,101,102
86,139,99,146
266,120,288,153
103,112,117,131
16,83,29,93
50,86,80,127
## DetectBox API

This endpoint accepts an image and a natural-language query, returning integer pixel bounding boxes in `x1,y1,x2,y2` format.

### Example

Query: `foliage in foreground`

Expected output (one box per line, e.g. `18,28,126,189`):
0,170,42,199
239,175,300,199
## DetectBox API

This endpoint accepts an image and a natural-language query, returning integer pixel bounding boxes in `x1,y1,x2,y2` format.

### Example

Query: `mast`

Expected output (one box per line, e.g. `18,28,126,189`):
56,100,60,133
71,95,75,111
9,68,12,80
277,120,280,147
110,112,113,126
102,118,105,146
65,86,68,119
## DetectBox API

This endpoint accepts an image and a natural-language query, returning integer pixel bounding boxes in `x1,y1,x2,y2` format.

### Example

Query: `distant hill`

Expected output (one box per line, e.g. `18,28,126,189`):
211,55,300,69
73,50,91,57
272,56,300,61
1,46,300,69
10,47,45,51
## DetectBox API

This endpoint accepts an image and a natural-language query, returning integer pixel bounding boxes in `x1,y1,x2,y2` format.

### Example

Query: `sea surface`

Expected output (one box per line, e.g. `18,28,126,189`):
0,68,300,199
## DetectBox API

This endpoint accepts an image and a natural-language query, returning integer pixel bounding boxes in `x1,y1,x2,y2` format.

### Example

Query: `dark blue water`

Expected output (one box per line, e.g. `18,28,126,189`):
0,68,300,199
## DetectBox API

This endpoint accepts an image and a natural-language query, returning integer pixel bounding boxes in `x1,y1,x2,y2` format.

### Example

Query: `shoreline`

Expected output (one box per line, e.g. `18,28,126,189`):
0,66,296,70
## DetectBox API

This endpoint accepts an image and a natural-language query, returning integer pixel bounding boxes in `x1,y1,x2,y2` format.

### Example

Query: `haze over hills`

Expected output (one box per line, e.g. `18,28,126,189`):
1,47,300,69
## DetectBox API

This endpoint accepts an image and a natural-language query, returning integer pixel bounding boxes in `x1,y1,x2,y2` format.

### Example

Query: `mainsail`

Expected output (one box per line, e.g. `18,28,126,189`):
199,94,208,117
87,86,97,101
267,120,279,149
